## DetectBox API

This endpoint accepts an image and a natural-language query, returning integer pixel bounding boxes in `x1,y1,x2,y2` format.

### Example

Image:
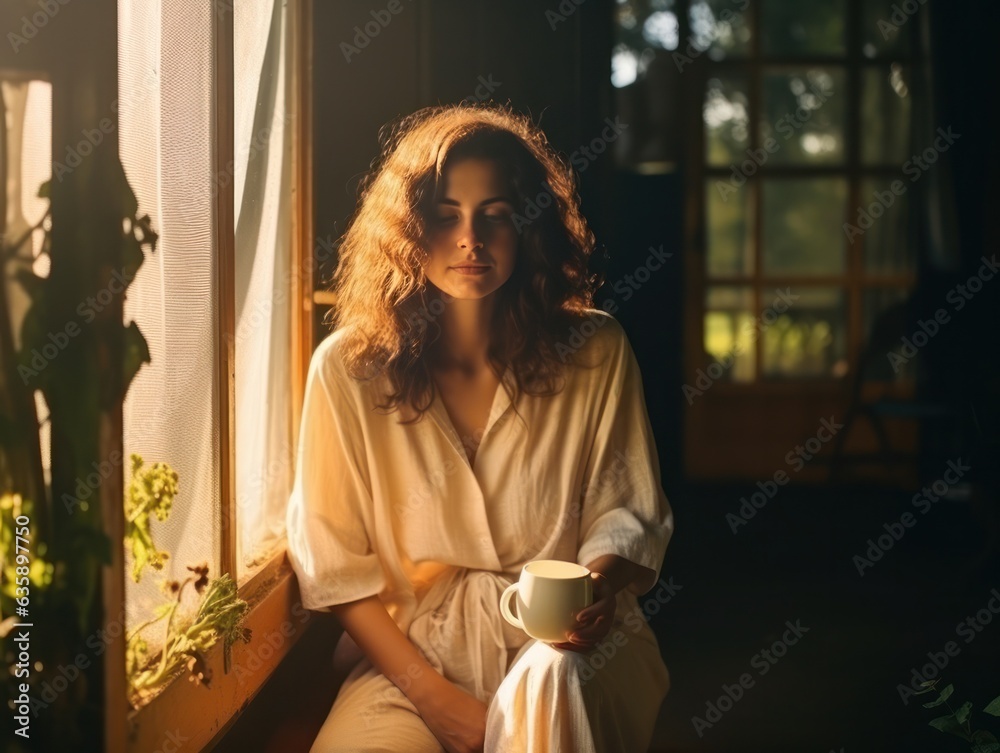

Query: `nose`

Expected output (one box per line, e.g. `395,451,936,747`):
457,216,484,251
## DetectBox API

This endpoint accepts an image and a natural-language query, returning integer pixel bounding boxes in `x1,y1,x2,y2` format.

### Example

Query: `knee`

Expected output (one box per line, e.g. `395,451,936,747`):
514,641,605,691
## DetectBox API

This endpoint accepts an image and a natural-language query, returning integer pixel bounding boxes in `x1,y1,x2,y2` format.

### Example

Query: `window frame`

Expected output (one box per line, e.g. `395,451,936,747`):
689,0,919,388
118,0,315,749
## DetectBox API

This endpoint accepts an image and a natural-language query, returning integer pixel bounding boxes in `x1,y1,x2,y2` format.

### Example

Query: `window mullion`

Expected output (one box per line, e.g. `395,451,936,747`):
846,0,863,368
213,0,237,588
291,0,315,456
750,0,762,382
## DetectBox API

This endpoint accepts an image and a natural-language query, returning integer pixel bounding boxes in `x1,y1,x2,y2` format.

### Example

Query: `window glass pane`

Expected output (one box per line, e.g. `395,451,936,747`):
761,0,845,56
615,0,680,50
119,0,221,658
688,0,752,59
612,1,679,88
704,76,749,165
705,178,754,276
760,67,845,165
704,286,755,382
861,64,911,165
1,78,52,495
234,0,294,577
1,80,51,280
762,287,846,378
861,0,912,58
762,178,847,275
858,177,914,275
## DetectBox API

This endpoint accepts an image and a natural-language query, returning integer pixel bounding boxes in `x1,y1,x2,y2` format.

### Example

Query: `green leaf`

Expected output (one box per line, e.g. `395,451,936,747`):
971,730,1000,753
955,701,972,724
929,712,966,738
984,696,1000,717
124,455,178,582
923,684,954,708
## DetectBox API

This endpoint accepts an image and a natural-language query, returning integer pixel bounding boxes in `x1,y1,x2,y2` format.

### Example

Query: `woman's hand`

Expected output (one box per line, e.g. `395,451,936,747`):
551,571,616,652
415,676,488,753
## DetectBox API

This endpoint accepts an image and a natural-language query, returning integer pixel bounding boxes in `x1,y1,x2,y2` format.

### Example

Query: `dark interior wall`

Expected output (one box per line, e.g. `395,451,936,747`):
312,0,617,293
311,0,684,488
926,0,1000,489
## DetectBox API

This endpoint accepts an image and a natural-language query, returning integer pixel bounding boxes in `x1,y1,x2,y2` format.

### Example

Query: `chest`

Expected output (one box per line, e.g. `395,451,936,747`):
432,368,503,466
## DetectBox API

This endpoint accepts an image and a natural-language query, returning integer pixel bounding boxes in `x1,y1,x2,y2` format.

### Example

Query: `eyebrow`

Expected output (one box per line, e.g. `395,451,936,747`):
436,196,513,207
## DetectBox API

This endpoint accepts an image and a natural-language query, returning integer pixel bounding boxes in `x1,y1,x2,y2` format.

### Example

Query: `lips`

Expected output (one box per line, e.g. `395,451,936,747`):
451,264,491,276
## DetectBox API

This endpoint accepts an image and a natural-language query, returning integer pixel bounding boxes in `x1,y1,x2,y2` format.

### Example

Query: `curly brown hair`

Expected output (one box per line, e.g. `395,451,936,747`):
324,102,605,425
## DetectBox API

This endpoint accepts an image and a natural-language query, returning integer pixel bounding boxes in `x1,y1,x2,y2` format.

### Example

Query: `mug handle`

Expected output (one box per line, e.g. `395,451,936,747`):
499,583,524,630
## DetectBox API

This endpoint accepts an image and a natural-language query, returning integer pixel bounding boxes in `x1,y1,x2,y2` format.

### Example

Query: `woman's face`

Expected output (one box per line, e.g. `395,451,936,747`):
421,157,518,301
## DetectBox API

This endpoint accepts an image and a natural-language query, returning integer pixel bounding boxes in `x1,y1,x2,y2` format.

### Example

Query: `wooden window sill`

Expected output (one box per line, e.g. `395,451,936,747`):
126,548,313,753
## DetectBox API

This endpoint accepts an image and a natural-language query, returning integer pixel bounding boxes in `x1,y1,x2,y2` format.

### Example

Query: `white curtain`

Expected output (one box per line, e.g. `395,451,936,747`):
233,0,294,576
118,0,222,631
117,0,294,642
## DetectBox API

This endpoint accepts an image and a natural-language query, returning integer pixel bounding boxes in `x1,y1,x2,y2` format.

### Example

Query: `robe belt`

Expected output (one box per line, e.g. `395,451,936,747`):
409,566,519,704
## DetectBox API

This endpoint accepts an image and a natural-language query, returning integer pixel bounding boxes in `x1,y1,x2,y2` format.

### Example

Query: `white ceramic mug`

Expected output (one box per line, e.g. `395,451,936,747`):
499,560,593,643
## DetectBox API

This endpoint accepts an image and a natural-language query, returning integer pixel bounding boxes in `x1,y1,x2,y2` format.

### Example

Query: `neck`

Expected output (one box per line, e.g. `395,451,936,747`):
428,288,498,372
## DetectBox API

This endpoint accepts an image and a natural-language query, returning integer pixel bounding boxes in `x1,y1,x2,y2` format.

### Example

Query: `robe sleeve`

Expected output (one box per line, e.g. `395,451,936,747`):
575,318,674,596
285,335,387,612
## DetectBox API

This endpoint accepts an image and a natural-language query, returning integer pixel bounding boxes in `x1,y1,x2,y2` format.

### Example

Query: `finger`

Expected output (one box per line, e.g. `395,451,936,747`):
551,641,586,652
569,624,609,643
574,609,611,629
575,614,615,636
575,604,612,623
565,634,599,650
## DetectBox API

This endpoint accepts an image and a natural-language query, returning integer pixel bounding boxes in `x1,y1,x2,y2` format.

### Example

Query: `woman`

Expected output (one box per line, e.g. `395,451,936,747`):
285,103,674,753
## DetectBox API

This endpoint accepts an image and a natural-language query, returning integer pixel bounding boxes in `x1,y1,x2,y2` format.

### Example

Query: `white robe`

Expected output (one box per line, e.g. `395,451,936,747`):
285,309,674,752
